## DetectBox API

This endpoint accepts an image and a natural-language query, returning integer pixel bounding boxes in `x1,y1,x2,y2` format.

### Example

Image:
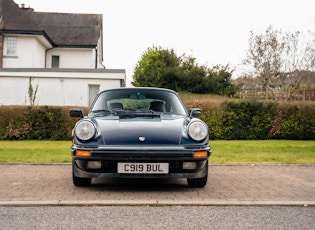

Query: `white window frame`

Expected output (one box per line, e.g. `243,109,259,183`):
6,36,17,56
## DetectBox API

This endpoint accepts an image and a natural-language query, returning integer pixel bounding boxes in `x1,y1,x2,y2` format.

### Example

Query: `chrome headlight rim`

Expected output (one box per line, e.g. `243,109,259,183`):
74,120,96,141
187,120,208,141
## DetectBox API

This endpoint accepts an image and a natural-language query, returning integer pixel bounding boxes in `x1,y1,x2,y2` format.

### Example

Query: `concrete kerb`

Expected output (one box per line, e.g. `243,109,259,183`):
1,200,315,207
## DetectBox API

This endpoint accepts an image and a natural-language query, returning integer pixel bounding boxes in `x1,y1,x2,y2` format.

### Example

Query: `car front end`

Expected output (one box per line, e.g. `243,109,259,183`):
70,88,211,187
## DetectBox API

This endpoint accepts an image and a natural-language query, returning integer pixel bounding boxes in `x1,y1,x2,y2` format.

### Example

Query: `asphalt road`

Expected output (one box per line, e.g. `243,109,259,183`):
0,206,314,230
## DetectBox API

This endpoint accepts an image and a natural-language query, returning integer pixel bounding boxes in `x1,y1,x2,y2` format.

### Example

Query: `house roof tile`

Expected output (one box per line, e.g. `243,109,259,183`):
0,0,41,31
0,0,102,47
33,13,102,46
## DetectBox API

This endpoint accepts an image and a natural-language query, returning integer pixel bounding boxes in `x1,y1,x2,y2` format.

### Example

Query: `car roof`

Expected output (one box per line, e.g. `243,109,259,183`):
100,87,177,94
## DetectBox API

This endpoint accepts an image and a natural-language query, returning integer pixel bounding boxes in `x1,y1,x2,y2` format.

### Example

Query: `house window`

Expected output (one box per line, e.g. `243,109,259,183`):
52,56,60,68
6,37,17,55
89,85,100,106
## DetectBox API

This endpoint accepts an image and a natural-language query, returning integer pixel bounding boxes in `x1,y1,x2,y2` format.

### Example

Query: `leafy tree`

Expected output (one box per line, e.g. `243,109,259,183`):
206,65,237,97
179,55,208,93
132,46,181,90
132,46,236,96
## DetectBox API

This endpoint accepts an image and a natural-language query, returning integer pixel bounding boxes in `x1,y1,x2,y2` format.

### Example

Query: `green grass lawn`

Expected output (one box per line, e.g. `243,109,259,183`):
210,140,315,164
0,141,72,163
0,140,314,164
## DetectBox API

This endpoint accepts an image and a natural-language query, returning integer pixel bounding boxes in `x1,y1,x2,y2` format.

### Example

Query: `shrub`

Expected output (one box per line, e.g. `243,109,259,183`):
219,101,276,140
0,106,87,140
0,107,20,136
0,98,314,140
272,104,315,140
200,110,224,140
26,106,69,140
2,106,65,140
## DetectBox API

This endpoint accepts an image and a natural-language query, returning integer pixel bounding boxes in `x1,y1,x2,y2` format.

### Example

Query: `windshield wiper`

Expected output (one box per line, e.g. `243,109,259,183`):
90,109,111,116
111,108,129,115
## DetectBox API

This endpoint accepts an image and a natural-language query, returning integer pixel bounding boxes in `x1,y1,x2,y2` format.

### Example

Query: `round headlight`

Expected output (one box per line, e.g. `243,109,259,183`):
188,121,208,141
75,120,96,141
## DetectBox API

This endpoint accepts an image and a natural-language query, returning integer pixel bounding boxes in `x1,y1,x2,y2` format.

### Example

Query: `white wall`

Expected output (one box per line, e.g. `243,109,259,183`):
1,34,126,106
0,77,29,105
34,78,121,106
0,70,125,106
2,35,97,69
3,35,47,68
46,48,95,68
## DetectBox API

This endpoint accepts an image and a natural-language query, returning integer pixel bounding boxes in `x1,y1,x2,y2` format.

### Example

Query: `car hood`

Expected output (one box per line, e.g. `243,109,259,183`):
94,116,186,145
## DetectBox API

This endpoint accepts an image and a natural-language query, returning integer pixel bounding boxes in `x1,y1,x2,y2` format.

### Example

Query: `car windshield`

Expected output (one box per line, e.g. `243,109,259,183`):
89,88,187,117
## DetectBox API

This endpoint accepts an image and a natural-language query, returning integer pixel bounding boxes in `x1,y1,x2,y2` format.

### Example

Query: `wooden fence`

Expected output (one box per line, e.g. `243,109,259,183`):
236,89,315,101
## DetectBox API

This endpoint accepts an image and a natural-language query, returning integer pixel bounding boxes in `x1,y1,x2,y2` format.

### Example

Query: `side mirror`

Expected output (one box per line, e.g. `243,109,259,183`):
70,109,84,118
189,108,201,117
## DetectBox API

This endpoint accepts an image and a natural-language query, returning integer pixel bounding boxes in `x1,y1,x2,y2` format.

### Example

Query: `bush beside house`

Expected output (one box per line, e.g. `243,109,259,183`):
0,106,88,140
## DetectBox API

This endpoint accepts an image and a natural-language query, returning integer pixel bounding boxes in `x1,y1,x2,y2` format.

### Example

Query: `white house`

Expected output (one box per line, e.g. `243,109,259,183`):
0,0,126,106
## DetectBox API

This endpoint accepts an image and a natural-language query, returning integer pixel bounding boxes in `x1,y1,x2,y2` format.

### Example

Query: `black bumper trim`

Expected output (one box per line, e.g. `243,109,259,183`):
73,160,208,179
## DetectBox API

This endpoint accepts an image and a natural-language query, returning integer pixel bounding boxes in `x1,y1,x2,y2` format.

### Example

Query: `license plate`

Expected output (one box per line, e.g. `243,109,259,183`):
118,163,169,174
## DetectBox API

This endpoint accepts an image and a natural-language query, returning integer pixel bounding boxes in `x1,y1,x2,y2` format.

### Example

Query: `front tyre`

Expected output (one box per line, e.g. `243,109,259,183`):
187,175,207,188
72,172,92,187
187,162,208,188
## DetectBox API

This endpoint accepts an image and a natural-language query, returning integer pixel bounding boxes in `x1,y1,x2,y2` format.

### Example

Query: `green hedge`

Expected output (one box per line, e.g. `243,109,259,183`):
200,101,315,140
0,101,314,140
272,104,315,140
0,106,87,140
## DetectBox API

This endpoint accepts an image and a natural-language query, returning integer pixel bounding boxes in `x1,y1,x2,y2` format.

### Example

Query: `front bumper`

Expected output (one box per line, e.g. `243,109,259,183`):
71,145,211,179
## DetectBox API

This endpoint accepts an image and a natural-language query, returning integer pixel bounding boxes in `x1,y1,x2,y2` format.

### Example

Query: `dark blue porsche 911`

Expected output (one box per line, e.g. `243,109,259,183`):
70,87,211,187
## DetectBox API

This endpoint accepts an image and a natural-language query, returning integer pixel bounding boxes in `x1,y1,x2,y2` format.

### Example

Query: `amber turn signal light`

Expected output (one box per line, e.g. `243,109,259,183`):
193,151,208,158
75,150,91,157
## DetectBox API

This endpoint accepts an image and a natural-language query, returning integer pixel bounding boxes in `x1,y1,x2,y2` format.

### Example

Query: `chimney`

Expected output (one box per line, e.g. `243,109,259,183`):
20,4,34,12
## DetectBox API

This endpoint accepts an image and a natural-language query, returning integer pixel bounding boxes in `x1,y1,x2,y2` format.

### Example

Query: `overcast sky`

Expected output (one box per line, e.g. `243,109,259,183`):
15,0,315,85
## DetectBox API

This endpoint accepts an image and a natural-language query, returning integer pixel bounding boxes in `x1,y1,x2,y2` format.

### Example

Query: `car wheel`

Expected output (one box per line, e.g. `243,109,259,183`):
187,175,208,188
72,173,92,187
187,162,208,188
